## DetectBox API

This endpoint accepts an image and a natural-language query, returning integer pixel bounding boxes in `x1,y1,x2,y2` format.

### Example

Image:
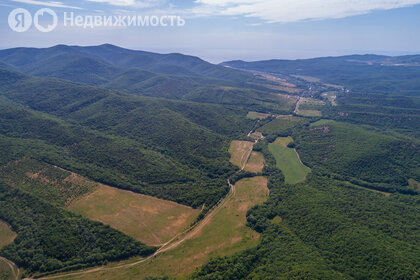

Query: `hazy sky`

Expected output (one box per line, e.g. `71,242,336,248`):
1,0,420,62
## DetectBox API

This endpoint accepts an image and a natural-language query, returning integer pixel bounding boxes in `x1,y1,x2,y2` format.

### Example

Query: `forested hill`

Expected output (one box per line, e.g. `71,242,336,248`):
0,67,257,209
0,44,253,81
222,55,420,96
0,45,298,113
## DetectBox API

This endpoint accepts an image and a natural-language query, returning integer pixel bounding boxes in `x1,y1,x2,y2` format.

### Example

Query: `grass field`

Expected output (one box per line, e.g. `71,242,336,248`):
269,137,311,184
244,151,265,173
292,75,321,83
228,140,254,169
298,110,322,117
0,259,14,280
258,115,307,137
295,98,325,117
310,119,335,127
246,111,271,120
273,136,293,147
58,177,268,280
0,221,16,249
68,185,200,246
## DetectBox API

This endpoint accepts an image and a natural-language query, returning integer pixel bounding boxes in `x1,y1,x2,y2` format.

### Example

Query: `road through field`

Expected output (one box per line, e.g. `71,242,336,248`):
38,130,264,280
0,257,19,280
38,180,236,280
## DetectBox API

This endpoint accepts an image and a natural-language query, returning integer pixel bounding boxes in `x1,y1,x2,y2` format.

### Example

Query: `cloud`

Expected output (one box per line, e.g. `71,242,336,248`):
85,0,161,8
194,0,420,23
8,0,82,9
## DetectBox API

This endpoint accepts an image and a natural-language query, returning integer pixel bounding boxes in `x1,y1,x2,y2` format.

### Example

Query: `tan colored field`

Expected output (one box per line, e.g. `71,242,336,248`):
247,111,271,120
0,220,16,248
228,140,254,169
0,258,15,280
68,185,200,246
59,177,269,280
244,151,265,173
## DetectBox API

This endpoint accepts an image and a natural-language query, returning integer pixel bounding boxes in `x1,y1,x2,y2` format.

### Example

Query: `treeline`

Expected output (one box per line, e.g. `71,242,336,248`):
293,121,420,193
324,92,420,137
0,182,155,277
0,75,253,209
192,140,420,279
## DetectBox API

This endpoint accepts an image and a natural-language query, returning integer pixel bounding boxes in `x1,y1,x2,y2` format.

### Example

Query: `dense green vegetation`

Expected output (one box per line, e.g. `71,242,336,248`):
193,141,420,279
0,158,97,206
325,92,420,137
0,70,258,208
0,45,297,113
0,182,155,276
257,116,308,142
293,121,420,193
0,46,419,279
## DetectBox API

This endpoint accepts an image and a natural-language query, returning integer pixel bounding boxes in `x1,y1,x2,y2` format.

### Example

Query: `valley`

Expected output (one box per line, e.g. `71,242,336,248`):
0,45,418,279
38,138,269,280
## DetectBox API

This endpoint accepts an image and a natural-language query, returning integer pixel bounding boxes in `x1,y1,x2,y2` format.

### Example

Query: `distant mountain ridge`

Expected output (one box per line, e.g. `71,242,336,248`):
222,54,420,96
0,44,296,113
0,44,253,82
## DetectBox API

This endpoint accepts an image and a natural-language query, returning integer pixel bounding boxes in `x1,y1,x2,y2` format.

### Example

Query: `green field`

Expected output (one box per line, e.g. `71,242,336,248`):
310,119,335,127
257,115,307,141
269,137,311,184
298,109,322,117
246,111,271,120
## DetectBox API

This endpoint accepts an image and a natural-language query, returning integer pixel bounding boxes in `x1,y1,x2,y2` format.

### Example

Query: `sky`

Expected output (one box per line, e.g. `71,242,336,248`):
1,0,420,62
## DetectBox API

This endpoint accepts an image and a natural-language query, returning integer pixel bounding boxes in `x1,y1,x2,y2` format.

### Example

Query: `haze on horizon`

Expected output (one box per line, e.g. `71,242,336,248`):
1,0,420,62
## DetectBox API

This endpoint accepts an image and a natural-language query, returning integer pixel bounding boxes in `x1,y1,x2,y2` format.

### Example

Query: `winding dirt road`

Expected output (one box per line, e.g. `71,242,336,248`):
0,257,19,280
37,180,236,280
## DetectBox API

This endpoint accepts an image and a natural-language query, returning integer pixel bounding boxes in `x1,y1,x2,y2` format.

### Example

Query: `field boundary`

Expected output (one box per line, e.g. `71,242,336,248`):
37,180,236,280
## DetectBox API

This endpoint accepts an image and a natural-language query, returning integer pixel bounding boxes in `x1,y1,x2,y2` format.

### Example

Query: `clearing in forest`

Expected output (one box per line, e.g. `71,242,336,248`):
0,159,199,247
59,176,269,280
269,137,311,184
244,151,265,173
0,221,16,249
247,111,272,120
68,185,200,246
295,98,325,117
229,140,254,169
